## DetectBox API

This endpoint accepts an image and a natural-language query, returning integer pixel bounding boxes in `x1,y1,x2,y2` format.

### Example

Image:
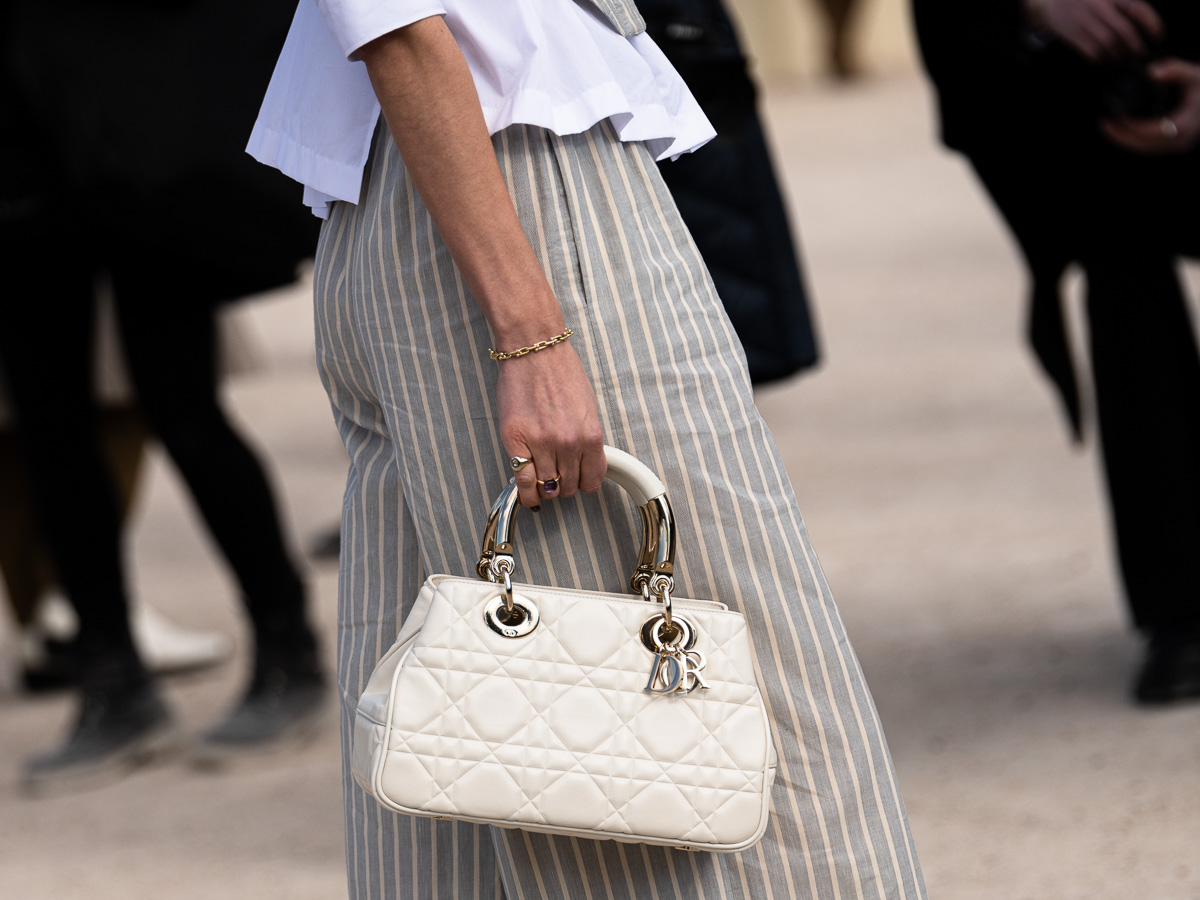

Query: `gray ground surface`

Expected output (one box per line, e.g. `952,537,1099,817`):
2,73,1198,900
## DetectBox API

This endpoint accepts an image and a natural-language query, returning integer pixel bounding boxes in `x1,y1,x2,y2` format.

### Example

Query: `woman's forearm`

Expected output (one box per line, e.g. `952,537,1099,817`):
358,17,606,505
358,17,564,348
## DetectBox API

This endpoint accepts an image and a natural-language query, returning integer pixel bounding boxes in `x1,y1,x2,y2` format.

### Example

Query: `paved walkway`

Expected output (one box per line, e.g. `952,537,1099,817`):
2,72,1198,900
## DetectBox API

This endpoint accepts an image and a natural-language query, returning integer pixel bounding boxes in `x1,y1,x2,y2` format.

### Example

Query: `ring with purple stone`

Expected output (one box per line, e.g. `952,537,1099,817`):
536,474,561,495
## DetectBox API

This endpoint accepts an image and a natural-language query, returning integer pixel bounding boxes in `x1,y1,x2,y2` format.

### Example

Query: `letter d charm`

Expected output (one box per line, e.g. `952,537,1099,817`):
644,651,683,693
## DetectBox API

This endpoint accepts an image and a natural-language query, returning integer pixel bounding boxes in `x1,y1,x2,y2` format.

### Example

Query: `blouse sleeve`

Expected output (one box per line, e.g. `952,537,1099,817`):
316,0,449,60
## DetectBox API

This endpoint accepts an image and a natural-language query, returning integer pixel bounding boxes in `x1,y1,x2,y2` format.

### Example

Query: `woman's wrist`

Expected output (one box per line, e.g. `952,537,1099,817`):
489,328,573,361
482,291,567,351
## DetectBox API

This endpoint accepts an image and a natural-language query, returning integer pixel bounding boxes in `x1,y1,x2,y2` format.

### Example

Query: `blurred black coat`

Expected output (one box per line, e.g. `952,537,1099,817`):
641,0,820,384
3,0,318,305
912,0,1200,437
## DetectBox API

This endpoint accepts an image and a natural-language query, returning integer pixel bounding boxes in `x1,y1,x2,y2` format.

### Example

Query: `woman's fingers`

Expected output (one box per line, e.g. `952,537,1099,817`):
1093,3,1147,56
1076,18,1112,60
509,446,542,509
1118,0,1164,42
534,452,562,502
1150,58,1200,88
579,442,608,494
1026,0,1163,61
1101,114,1195,153
1101,117,1160,152
1103,59,1200,154
551,437,582,499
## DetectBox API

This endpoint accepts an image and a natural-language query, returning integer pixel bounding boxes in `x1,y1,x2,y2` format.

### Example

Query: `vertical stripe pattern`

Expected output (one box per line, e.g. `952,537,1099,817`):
314,120,926,900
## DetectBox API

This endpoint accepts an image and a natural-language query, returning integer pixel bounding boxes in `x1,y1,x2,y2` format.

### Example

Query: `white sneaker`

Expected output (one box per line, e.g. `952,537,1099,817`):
132,605,233,675
35,593,233,676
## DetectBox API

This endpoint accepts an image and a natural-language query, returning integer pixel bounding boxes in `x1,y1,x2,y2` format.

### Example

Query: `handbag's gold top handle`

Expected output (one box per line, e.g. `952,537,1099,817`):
476,445,678,614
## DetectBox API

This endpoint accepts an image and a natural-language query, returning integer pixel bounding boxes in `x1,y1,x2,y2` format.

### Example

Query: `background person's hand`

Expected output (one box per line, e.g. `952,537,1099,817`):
496,342,606,510
1102,58,1200,152
1023,0,1163,61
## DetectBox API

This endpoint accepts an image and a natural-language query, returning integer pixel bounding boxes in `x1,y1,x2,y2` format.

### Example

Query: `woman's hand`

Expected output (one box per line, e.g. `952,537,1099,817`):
1102,58,1200,153
497,342,606,509
1023,0,1163,61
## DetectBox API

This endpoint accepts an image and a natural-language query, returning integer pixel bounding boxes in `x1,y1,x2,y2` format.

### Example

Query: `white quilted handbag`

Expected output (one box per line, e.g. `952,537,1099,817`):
352,446,776,853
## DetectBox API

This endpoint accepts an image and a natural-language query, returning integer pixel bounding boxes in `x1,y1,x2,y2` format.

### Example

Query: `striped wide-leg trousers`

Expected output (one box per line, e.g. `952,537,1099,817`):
314,119,926,900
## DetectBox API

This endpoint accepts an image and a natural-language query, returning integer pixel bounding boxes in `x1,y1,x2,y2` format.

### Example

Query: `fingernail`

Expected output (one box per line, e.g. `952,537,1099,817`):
531,505,541,513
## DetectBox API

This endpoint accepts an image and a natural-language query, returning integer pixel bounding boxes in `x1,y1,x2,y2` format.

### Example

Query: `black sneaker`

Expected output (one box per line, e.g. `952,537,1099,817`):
23,672,177,794
1134,629,1200,705
21,636,84,693
192,647,327,765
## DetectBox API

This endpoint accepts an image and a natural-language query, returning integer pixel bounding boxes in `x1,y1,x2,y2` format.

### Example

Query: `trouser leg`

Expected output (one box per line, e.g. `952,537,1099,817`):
0,427,49,626
111,272,308,646
0,247,140,666
0,406,146,626
966,154,1200,632
314,200,505,900
1084,255,1200,630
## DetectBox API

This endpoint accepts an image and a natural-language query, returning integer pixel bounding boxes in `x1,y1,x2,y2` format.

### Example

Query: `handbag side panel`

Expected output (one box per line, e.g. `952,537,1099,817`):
369,577,775,852
351,578,441,794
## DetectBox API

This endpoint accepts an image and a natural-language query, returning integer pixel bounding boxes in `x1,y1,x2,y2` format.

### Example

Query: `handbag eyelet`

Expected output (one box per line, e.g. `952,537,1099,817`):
483,594,540,638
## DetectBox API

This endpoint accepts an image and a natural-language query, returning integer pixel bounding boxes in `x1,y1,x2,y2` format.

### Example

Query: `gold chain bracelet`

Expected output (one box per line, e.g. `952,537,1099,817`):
489,328,574,361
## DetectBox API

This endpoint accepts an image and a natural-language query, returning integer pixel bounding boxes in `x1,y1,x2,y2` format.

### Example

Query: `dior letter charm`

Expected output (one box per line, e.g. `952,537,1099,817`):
645,651,684,693
681,649,711,691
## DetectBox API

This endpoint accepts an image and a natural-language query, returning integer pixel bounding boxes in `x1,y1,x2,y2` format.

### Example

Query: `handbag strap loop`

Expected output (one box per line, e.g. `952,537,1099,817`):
476,445,677,596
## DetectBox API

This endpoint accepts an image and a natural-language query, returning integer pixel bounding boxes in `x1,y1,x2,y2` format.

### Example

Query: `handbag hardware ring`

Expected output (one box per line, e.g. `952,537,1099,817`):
640,612,696,653
493,556,516,613
640,574,675,630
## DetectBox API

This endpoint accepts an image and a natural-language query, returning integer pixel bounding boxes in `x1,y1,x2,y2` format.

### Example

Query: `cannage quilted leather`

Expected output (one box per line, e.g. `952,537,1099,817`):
353,575,776,852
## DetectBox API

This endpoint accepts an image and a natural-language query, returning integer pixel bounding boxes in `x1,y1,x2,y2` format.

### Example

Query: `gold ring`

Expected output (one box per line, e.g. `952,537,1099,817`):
535,474,561,493
510,456,532,471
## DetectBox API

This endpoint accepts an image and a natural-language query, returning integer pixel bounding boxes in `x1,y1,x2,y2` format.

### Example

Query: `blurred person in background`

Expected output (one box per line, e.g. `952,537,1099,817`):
641,0,821,385
913,0,1200,703
0,0,324,791
1,366,234,692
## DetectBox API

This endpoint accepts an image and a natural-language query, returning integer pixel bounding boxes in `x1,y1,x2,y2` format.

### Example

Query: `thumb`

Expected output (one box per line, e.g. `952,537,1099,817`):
1148,58,1195,84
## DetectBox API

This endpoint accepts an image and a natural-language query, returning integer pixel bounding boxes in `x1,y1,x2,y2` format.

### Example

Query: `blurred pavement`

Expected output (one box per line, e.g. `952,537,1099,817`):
2,72,1199,900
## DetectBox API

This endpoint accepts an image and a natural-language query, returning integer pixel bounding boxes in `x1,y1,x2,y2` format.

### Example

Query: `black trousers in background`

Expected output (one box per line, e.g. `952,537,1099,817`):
0,224,307,663
969,152,1200,632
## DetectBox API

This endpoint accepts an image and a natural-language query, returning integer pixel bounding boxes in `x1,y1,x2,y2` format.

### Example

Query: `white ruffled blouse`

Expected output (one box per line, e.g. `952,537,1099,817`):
248,0,716,217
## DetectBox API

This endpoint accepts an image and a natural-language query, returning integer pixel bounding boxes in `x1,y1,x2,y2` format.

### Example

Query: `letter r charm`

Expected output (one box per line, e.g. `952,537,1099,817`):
681,650,710,691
